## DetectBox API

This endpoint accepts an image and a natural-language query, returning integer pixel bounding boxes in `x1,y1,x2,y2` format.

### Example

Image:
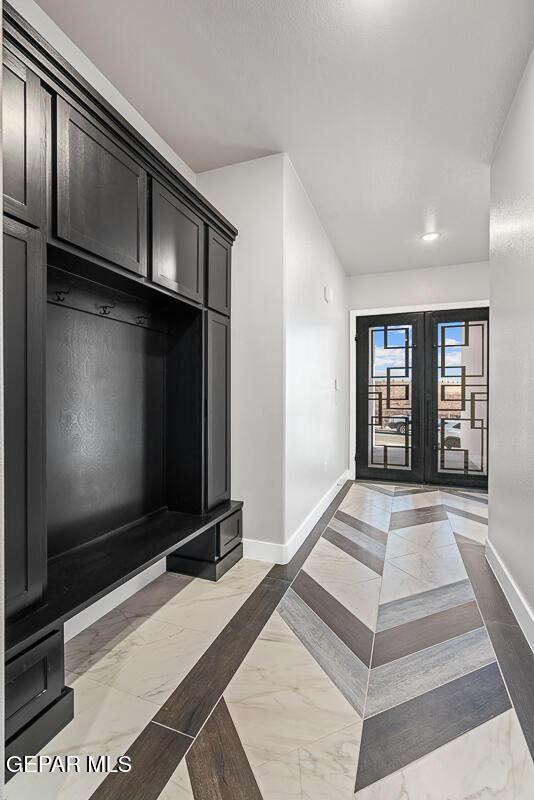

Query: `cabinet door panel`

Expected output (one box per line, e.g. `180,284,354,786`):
206,311,230,509
55,97,147,275
152,181,204,302
2,51,42,226
208,229,231,315
3,218,46,618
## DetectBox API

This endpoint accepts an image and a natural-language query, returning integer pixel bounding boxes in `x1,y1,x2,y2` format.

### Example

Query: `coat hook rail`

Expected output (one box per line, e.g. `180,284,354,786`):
98,303,116,316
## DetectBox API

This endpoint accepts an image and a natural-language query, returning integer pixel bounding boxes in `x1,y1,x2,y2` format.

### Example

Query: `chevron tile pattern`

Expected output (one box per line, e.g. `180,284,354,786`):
8,480,534,800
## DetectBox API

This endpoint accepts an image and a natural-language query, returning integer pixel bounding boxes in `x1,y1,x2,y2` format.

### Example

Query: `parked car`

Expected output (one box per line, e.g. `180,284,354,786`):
443,420,461,449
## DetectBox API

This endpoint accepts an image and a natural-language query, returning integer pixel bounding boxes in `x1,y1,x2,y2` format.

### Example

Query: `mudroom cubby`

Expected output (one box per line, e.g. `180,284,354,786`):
2,2,242,767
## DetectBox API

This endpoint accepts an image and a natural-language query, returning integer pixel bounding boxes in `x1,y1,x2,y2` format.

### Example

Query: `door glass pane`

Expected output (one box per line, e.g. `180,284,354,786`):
436,318,488,476
368,324,412,470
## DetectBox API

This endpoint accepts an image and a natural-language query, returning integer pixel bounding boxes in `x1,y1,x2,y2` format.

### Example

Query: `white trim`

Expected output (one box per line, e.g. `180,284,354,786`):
64,559,167,642
486,539,534,653
348,300,490,480
243,471,349,564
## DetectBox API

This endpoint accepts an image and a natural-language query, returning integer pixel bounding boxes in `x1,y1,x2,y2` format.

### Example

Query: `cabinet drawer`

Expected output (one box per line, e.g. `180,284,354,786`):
6,631,64,741
55,97,147,275
218,510,242,557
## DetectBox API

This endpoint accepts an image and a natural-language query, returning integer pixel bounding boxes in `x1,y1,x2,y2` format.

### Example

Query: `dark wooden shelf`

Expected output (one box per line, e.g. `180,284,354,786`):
6,502,242,657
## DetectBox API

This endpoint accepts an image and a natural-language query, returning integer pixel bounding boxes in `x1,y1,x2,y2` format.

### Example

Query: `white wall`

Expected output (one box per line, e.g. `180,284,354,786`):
9,0,196,185
282,157,348,543
197,155,286,551
198,154,349,560
488,44,534,650
347,261,490,311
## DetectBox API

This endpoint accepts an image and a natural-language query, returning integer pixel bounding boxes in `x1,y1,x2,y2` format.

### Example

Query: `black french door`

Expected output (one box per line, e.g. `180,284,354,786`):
355,308,489,489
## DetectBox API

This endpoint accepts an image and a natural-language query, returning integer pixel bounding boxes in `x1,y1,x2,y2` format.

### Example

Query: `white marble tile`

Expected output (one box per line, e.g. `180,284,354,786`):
385,532,424,559
379,560,436,605
254,750,302,800
70,615,212,705
118,558,272,635
304,537,381,628
447,511,488,544
65,606,147,676
305,537,379,587
439,491,489,518
159,759,194,800
299,723,362,799
391,520,456,552
225,612,360,766
391,491,442,512
350,490,394,512
355,709,534,800
385,543,467,592
5,674,156,800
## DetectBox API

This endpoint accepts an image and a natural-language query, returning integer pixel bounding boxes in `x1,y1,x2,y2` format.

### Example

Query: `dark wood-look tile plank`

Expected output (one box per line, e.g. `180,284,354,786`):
394,487,437,497
389,504,447,531
155,576,289,736
186,699,262,800
329,517,386,559
355,481,395,496
293,569,374,666
334,511,388,545
454,533,485,549
269,481,352,581
441,488,488,505
372,600,483,668
90,722,191,800
485,621,534,759
355,661,511,792
457,543,517,625
323,527,383,576
443,504,488,525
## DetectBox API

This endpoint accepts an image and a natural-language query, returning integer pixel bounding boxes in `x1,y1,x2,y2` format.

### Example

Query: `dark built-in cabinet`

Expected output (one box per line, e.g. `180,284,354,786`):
2,2,242,770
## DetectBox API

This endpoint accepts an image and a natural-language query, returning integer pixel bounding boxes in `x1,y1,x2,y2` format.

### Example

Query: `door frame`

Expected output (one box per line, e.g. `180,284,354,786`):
355,311,426,484
349,300,490,481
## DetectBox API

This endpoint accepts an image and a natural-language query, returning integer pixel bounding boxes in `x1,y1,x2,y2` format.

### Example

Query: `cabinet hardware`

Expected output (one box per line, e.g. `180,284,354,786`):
54,288,70,302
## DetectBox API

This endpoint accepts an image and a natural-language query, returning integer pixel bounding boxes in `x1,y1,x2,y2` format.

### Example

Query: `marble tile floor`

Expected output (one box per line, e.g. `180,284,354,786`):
6,480,534,800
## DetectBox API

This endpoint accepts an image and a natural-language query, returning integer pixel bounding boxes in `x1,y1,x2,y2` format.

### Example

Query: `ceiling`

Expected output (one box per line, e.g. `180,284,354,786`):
35,0,534,275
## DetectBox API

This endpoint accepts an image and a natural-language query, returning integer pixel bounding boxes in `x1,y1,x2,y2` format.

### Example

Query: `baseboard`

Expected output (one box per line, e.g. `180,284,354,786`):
64,559,167,642
485,539,534,653
243,471,350,565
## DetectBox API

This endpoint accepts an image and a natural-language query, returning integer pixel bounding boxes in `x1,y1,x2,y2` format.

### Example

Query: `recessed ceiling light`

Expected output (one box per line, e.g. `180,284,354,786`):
421,231,441,242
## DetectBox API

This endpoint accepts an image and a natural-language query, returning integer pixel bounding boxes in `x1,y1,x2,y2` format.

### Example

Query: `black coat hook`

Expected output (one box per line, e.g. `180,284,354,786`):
99,303,116,316
54,288,71,302
135,315,149,326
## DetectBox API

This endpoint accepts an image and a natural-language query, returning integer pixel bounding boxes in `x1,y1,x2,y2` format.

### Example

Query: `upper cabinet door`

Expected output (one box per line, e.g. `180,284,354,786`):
55,97,147,275
152,181,205,303
207,229,231,316
3,51,42,226
3,218,46,619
